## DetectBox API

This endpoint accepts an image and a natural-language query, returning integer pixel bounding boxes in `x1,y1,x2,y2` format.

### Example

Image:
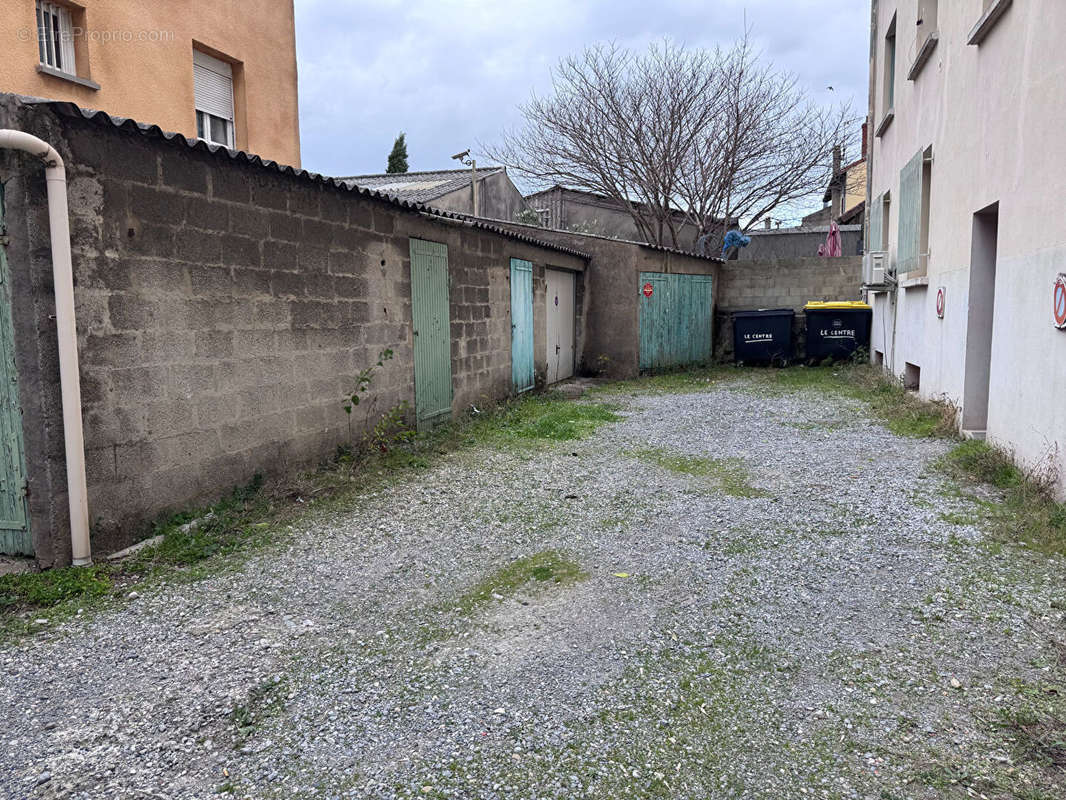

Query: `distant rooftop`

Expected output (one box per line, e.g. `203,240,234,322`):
337,167,504,203
749,224,862,236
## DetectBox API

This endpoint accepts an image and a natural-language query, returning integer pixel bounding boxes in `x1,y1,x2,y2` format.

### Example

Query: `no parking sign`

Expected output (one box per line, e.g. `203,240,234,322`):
1055,274,1066,329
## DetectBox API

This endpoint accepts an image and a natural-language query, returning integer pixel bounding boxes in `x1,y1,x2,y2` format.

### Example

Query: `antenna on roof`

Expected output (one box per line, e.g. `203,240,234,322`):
451,149,477,215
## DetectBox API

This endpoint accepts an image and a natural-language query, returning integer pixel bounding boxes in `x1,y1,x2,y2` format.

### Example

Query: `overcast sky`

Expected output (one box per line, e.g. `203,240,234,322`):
294,0,870,194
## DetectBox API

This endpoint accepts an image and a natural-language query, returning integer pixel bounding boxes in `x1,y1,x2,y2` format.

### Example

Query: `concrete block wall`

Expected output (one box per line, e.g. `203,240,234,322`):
715,256,864,360
737,226,863,261
0,98,585,565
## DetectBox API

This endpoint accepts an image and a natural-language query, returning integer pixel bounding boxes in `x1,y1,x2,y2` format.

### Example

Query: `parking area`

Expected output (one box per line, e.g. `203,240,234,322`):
2,371,1064,799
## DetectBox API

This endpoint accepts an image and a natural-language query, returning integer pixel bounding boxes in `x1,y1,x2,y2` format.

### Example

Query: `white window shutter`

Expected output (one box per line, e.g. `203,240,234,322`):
193,50,234,122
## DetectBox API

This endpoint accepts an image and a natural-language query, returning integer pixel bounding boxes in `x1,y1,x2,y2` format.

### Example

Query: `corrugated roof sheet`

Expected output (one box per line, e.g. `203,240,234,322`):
338,167,503,202
474,217,722,262
14,97,590,261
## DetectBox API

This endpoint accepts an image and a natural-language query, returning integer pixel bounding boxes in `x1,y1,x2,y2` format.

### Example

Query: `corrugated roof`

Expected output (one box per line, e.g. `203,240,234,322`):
473,216,722,262
338,167,503,202
13,97,590,261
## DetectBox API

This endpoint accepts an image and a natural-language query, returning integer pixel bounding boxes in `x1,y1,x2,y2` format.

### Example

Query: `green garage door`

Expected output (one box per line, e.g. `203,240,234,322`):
639,272,714,371
0,188,31,555
410,238,453,429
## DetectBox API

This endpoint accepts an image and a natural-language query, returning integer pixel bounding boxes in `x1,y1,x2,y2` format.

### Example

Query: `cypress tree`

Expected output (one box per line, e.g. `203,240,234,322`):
386,133,409,173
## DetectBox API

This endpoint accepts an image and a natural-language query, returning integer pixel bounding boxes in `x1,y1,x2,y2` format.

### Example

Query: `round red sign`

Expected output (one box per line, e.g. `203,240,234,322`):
1054,275,1066,329
642,282,654,298
935,287,945,319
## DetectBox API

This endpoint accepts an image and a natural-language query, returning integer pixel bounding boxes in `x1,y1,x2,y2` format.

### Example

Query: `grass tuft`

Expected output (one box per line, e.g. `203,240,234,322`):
231,676,289,746
937,440,1066,556
940,440,1023,490
630,447,768,498
446,550,586,619
493,393,621,442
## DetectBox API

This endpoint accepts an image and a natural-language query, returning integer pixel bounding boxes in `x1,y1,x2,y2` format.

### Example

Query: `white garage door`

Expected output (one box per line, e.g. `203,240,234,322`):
546,269,576,384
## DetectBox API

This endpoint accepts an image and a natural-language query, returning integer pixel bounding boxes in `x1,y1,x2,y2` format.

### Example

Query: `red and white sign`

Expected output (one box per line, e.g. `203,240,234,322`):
935,287,946,319
1054,274,1066,329
642,282,654,298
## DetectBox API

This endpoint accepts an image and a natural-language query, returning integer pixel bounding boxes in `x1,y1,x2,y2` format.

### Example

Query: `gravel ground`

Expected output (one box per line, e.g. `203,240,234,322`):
2,375,1064,799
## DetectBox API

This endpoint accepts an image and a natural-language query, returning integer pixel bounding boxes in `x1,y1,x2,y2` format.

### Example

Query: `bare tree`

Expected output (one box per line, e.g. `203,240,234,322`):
486,36,855,250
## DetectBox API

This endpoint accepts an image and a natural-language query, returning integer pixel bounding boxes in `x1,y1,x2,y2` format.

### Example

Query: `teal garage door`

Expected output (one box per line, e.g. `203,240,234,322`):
410,238,453,429
510,258,535,393
639,272,714,371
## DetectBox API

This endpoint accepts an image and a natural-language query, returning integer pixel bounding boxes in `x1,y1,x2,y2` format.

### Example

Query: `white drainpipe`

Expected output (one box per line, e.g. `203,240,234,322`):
0,130,91,566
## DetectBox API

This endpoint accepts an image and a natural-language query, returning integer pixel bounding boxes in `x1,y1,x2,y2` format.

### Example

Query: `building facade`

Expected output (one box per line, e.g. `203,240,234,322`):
865,0,1066,496
0,0,300,166
524,185,702,250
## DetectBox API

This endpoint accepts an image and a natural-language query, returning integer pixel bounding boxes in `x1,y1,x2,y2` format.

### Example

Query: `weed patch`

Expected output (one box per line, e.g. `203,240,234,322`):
0,565,111,610
131,474,274,572
445,550,586,619
630,448,767,498
0,474,278,639
940,440,1024,489
491,394,620,442
938,511,979,526
916,677,1066,798
231,676,289,746
0,391,619,642
998,704,1066,771
937,441,1066,556
757,364,957,438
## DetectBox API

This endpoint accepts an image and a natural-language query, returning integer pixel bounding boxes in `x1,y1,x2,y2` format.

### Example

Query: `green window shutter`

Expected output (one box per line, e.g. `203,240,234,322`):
897,150,924,274
869,193,885,252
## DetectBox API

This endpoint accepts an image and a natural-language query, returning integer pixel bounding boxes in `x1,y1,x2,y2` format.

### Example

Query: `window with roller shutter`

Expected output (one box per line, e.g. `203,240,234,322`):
193,50,235,149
